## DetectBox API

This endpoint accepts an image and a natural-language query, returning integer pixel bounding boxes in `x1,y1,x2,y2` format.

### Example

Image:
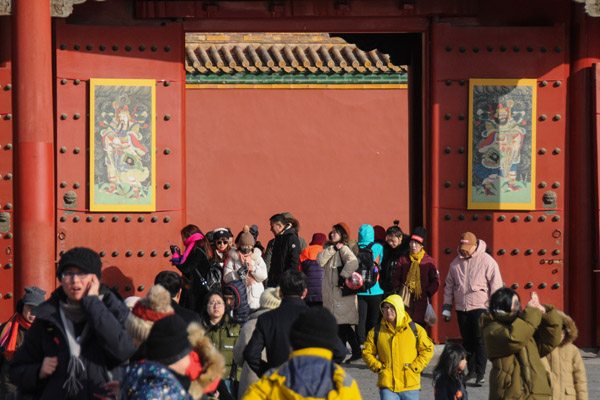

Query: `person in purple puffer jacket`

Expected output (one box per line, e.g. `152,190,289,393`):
299,233,327,307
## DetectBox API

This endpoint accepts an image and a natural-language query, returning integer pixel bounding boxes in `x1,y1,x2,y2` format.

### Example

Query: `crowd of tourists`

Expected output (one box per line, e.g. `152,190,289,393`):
0,212,589,399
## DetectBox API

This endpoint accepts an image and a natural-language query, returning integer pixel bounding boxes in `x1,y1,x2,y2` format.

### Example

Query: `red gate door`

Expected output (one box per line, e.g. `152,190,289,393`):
54,20,185,298
430,23,567,342
0,32,14,321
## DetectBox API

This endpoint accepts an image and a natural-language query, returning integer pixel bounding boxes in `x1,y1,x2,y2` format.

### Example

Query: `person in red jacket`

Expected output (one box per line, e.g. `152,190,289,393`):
392,227,440,328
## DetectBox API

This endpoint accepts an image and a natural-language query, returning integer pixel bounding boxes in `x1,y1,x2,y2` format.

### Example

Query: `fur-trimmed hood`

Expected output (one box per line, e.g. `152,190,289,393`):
187,322,226,399
557,310,578,346
228,247,263,263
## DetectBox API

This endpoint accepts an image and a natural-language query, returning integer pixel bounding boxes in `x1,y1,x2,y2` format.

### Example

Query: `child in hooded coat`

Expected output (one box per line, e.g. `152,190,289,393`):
541,310,588,400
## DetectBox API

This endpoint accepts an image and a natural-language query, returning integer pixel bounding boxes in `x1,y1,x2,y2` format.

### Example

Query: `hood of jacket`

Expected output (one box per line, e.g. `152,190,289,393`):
456,239,488,259
358,224,375,247
380,294,407,331
187,322,225,398
557,310,577,346
278,224,297,237
299,244,323,263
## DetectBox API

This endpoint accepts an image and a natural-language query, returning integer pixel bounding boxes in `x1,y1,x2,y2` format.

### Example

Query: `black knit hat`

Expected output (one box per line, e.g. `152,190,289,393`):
145,314,193,365
410,227,427,246
290,307,338,352
57,247,102,279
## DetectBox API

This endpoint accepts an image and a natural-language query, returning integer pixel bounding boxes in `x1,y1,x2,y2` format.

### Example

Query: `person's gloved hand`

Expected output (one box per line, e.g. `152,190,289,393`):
442,308,451,322
338,276,346,288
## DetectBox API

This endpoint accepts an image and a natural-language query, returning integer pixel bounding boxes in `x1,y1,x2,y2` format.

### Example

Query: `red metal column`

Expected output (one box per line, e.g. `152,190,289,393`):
11,1,55,295
569,9,598,347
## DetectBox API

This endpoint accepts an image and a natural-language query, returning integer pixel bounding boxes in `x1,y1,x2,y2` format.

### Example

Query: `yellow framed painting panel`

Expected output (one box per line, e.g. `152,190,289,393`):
89,78,156,212
468,78,537,210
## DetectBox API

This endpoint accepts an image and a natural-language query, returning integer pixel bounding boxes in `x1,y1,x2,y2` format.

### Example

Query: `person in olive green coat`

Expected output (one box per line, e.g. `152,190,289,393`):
201,291,241,398
481,288,562,400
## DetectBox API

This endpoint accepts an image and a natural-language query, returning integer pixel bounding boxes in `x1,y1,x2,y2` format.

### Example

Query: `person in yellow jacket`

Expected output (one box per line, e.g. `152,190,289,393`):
362,294,434,400
243,306,362,400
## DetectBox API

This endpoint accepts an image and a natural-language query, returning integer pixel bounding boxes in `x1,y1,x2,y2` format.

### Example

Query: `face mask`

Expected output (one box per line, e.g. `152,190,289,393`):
240,248,252,255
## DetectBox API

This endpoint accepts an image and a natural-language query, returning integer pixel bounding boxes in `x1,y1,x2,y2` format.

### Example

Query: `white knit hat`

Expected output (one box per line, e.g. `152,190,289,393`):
260,287,282,310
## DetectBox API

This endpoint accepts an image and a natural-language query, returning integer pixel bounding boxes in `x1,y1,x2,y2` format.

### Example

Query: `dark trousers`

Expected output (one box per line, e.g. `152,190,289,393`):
456,309,488,376
356,294,383,345
338,324,361,356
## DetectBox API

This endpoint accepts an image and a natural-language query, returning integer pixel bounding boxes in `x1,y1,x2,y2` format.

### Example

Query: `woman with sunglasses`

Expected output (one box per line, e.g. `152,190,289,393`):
224,226,267,310
171,224,214,314
210,228,233,275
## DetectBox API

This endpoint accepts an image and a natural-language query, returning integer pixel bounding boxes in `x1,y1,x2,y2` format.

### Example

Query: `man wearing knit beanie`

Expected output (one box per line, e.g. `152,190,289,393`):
244,306,362,399
9,247,136,399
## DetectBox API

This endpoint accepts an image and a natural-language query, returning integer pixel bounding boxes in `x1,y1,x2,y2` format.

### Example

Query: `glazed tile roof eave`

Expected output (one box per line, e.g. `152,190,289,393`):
185,71,408,85
184,33,408,82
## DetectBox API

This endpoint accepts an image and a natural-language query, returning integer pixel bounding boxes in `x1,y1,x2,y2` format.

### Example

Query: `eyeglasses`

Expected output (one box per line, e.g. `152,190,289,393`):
216,240,228,245
61,271,90,280
381,305,395,311
208,301,225,307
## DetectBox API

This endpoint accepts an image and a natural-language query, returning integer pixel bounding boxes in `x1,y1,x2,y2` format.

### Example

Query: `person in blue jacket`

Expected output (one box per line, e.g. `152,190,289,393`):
354,224,384,358
9,247,137,400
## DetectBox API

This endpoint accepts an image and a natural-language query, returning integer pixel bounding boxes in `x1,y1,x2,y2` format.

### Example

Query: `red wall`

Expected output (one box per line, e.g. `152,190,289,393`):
185,87,410,242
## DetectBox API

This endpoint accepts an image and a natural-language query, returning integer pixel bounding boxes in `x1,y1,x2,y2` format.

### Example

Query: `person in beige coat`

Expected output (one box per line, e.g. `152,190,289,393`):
541,310,588,400
317,223,361,362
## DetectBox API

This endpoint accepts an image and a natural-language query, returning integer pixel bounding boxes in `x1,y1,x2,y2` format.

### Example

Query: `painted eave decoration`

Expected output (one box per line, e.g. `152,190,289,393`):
573,0,600,16
0,0,106,17
185,33,408,84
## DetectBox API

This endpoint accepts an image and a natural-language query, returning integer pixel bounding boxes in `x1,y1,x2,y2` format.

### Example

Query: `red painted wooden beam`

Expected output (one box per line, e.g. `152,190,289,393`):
11,0,56,297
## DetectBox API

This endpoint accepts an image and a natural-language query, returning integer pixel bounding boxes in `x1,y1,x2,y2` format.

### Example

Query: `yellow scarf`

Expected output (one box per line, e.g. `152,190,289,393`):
405,249,425,300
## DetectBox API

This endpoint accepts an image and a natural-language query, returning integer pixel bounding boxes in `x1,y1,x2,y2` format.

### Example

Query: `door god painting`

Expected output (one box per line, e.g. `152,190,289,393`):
90,79,156,212
468,79,536,210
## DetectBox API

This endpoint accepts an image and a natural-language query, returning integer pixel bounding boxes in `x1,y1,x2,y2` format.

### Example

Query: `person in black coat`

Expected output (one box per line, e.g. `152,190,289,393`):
170,224,216,314
243,269,309,377
266,214,301,288
154,271,201,324
379,221,409,297
243,270,346,377
9,247,136,400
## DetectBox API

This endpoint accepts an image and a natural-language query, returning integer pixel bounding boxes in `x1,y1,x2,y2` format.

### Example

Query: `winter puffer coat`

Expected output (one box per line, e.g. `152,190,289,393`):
317,244,359,325
481,305,562,400
540,311,588,400
224,280,250,325
224,248,267,310
443,239,503,313
9,287,137,400
362,294,434,392
243,347,362,400
299,244,324,303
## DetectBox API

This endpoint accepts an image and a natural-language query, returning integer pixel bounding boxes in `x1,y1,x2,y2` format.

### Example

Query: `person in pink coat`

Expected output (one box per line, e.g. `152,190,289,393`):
442,232,503,386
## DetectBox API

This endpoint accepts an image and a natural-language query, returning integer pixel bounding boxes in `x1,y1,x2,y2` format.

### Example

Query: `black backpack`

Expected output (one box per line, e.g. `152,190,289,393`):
356,243,379,291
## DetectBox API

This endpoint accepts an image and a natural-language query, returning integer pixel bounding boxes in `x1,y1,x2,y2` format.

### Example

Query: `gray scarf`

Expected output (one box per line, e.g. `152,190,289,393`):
59,301,90,398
